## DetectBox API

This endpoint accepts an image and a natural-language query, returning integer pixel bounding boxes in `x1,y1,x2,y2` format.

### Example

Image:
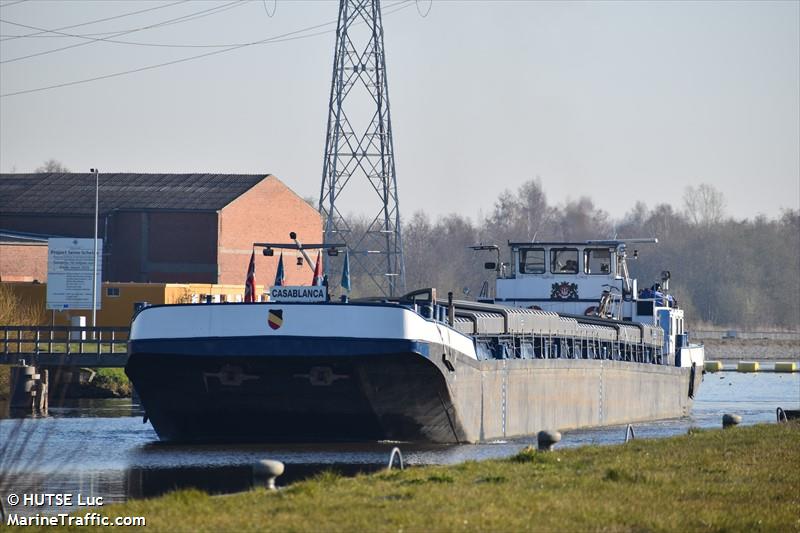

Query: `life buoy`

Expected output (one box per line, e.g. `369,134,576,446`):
584,306,598,316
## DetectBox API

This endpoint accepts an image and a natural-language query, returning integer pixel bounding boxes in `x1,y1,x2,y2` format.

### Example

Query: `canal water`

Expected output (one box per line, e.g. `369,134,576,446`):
1,371,798,514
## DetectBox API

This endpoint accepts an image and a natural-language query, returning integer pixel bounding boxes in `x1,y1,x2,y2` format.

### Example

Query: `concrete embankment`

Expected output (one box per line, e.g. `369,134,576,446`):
702,338,799,362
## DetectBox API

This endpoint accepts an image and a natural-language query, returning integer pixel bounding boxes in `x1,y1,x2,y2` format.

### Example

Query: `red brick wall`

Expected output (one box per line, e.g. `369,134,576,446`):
218,176,322,287
0,243,48,282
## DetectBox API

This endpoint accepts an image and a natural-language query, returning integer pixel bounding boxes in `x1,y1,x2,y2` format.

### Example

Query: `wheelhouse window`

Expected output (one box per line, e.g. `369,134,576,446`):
584,248,612,275
550,248,579,274
519,248,545,274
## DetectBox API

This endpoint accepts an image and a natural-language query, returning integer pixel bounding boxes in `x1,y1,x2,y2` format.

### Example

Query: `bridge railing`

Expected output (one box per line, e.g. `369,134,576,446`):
1,325,130,357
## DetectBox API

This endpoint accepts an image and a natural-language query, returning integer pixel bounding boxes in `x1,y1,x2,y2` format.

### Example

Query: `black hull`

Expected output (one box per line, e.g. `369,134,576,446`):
127,337,698,444
126,337,462,443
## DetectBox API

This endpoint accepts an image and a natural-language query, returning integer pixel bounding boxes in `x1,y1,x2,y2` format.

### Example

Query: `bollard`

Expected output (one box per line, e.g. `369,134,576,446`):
537,430,561,451
777,407,800,423
625,424,636,443
253,460,285,490
722,414,742,428
387,447,404,471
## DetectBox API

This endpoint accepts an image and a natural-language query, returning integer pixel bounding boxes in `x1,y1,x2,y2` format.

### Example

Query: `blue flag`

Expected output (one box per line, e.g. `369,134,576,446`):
341,249,351,292
274,252,285,287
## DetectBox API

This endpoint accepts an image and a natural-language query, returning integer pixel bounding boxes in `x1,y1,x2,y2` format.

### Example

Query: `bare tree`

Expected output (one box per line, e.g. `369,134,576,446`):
683,183,726,226
34,159,69,173
483,178,554,243
555,197,612,241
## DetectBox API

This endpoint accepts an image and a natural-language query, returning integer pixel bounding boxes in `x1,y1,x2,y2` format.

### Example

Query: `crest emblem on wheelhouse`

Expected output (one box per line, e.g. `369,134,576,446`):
267,309,283,330
551,282,579,300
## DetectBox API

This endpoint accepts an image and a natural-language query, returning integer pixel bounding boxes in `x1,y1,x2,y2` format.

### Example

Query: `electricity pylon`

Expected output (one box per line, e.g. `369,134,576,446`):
319,0,405,297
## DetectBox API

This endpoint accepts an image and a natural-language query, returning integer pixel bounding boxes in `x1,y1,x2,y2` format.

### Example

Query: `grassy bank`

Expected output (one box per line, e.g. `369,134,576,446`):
42,422,800,532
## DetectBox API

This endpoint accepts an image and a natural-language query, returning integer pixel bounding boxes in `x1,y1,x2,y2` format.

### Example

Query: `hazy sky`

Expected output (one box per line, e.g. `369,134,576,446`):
1,0,798,223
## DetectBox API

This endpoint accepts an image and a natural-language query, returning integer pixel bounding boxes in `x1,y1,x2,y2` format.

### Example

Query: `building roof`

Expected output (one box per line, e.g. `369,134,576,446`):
0,173,269,216
0,229,52,244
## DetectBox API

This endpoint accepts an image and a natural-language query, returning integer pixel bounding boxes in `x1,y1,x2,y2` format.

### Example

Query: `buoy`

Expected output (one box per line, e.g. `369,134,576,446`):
253,460,285,490
737,361,759,373
537,430,561,451
704,361,723,372
774,362,797,373
722,414,742,428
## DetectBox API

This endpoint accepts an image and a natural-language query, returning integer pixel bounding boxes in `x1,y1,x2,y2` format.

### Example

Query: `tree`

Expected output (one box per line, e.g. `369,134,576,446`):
483,178,556,244
683,183,726,226
34,159,69,173
554,197,612,241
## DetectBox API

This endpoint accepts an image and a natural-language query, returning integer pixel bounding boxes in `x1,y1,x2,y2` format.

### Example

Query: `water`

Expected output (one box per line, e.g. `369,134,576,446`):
1,372,797,514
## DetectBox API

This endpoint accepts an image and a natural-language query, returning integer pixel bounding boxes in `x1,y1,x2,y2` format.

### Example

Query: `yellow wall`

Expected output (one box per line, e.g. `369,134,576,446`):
2,282,262,327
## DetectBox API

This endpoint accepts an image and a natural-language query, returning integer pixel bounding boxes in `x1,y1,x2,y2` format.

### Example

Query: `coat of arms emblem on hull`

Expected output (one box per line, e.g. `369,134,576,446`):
551,282,579,300
267,309,283,330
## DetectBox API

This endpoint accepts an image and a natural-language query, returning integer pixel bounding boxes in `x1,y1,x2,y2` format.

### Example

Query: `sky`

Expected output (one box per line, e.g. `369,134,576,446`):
1,0,798,223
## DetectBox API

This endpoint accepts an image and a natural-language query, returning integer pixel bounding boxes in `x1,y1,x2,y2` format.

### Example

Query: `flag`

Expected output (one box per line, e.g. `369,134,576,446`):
341,249,351,292
274,252,285,286
312,251,324,286
244,250,256,303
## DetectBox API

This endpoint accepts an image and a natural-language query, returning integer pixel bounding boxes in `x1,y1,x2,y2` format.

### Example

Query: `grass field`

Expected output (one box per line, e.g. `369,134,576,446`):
25,421,800,532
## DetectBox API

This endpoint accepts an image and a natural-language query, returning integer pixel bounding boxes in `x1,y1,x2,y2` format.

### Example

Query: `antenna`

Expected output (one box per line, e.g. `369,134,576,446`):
319,0,405,297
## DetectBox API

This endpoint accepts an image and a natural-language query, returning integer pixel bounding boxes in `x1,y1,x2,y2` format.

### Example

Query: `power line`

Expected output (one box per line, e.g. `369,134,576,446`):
0,0,29,8
0,0,246,64
0,1,413,98
0,0,188,42
2,15,290,50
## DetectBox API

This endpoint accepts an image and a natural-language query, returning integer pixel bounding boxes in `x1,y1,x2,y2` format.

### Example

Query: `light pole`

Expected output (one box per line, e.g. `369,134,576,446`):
90,168,99,333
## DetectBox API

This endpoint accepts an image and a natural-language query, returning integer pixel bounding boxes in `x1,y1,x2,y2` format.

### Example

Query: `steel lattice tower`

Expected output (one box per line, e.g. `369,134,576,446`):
319,0,405,297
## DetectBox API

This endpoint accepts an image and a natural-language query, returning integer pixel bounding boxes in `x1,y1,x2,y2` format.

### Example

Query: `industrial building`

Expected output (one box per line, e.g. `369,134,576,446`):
0,173,322,286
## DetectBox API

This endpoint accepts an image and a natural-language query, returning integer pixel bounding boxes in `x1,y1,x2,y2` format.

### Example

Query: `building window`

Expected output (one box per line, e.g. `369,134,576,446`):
584,248,612,275
519,248,545,274
106,287,120,297
550,248,579,274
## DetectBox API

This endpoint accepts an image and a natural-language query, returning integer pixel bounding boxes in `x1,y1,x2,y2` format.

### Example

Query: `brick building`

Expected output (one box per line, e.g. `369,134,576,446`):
0,173,322,287
0,231,48,282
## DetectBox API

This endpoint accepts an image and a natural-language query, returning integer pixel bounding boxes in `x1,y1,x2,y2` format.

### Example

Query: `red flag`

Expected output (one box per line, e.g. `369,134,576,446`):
312,251,323,286
244,250,256,302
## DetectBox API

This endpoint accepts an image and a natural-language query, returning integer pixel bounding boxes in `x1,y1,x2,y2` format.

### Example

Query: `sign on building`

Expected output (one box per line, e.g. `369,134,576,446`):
269,286,327,303
46,238,103,310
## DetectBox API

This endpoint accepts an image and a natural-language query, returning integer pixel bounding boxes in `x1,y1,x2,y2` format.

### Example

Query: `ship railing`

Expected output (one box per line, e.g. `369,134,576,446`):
473,329,664,364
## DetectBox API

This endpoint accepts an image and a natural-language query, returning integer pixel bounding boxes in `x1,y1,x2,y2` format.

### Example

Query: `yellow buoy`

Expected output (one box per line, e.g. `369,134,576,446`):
774,362,797,373
704,361,723,372
737,361,760,373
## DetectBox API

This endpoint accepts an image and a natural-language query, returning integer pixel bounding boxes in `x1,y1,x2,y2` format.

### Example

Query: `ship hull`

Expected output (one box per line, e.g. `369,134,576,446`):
127,337,700,444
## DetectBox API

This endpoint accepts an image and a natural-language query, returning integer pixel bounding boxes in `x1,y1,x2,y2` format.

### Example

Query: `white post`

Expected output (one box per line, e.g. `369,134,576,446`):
91,168,99,335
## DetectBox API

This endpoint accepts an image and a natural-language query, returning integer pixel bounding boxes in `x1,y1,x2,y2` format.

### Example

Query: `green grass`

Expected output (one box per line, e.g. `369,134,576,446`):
32,422,800,532
91,367,132,397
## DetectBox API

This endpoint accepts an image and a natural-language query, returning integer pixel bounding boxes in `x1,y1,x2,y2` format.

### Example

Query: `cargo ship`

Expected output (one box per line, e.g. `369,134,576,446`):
125,238,704,443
